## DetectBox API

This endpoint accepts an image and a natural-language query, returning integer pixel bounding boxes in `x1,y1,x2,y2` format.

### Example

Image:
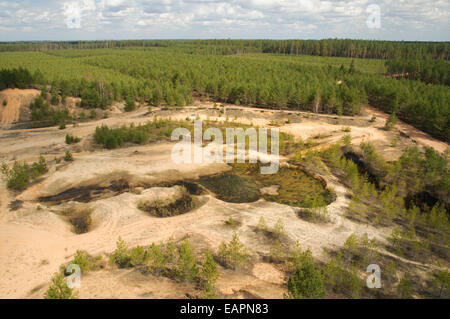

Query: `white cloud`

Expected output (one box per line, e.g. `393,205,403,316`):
0,0,448,41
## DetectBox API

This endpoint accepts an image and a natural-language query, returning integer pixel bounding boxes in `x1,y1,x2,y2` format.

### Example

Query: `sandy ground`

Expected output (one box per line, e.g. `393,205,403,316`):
0,94,448,299
364,107,449,154
0,89,40,124
0,146,391,298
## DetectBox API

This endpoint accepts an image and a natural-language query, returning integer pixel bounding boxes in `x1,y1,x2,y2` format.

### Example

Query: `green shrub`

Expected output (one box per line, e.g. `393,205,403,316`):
72,250,90,272
217,233,248,269
146,243,168,274
200,249,219,298
50,94,59,105
272,218,285,239
1,161,30,190
45,273,78,299
256,216,267,232
385,113,398,130
287,260,326,299
130,246,147,267
200,249,219,285
65,134,80,144
70,250,101,273
1,156,47,190
268,240,285,263
391,138,398,147
177,240,199,282
64,150,73,162
397,273,413,299
288,242,313,270
94,122,164,149
341,126,351,132
110,237,131,268
342,134,351,146
225,217,236,227
89,109,97,119
124,97,135,112
433,269,450,298
163,237,178,263
31,155,47,178
323,251,363,298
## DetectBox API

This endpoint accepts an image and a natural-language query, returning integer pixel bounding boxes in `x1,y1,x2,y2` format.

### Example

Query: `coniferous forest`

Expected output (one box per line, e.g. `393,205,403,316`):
0,39,448,141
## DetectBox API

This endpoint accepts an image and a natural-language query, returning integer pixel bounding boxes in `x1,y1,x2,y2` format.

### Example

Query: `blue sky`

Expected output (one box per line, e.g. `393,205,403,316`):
0,0,448,41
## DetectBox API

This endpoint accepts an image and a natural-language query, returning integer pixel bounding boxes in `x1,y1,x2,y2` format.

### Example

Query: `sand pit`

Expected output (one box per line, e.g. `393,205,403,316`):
0,98,448,299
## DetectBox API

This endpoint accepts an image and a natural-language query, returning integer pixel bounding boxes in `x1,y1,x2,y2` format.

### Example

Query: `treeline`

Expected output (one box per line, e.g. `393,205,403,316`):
80,50,449,141
0,40,170,52
182,39,450,60
0,49,448,142
386,58,450,85
358,74,450,141
0,67,38,90
81,50,366,115
1,39,448,60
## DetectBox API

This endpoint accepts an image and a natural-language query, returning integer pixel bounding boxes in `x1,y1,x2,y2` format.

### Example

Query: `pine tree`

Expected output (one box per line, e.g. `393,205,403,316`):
177,240,199,282
397,273,413,299
256,216,267,232
45,273,78,299
287,260,326,299
200,249,219,298
385,112,398,130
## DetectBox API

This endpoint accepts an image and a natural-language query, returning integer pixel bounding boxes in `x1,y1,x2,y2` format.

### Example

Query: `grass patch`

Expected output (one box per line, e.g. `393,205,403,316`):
138,187,196,217
199,173,260,203
202,163,333,208
60,206,93,234
65,134,80,144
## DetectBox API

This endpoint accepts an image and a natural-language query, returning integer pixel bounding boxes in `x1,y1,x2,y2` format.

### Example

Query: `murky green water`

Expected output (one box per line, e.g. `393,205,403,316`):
198,163,332,207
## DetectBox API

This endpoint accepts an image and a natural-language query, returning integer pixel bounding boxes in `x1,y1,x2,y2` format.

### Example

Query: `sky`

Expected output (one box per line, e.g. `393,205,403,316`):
0,0,448,42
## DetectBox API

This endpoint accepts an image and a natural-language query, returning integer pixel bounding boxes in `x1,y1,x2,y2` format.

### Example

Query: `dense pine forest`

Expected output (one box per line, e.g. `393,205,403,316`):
0,39,448,142
1,39,449,60
386,58,450,85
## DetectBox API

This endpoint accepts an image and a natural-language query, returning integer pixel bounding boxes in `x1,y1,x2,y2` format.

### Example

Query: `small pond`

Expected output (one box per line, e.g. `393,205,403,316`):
198,163,333,208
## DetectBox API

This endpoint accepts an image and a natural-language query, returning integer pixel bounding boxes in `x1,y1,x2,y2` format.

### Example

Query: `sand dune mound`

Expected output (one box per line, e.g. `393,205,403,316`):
0,89,40,125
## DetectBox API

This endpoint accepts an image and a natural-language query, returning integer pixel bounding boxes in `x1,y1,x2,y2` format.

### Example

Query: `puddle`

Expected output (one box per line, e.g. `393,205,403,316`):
198,173,260,203
198,163,333,207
